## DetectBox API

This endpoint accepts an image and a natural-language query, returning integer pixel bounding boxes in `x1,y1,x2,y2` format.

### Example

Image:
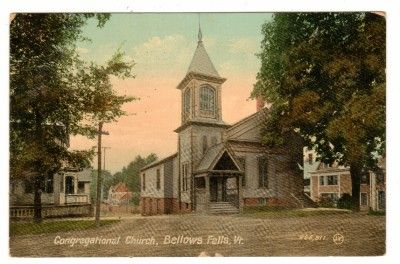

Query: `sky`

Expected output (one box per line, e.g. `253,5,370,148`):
70,13,273,173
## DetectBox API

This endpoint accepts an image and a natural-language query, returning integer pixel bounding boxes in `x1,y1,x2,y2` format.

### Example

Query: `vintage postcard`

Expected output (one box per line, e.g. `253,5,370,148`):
8,12,386,257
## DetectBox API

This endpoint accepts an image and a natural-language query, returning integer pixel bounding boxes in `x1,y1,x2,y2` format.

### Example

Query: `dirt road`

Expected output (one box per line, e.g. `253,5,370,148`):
9,213,385,257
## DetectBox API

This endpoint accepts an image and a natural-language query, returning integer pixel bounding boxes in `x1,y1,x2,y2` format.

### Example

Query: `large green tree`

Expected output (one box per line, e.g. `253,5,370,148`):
252,13,385,210
10,14,136,221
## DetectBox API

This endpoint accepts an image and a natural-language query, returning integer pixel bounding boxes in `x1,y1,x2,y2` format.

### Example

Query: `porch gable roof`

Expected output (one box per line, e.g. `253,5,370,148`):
194,143,243,175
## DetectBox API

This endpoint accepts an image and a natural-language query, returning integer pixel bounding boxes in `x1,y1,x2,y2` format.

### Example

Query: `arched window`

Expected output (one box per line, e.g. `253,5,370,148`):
202,135,208,154
184,88,191,117
200,85,215,116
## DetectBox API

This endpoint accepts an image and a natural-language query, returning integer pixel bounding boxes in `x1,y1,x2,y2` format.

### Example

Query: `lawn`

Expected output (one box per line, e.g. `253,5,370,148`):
9,219,120,236
241,206,352,218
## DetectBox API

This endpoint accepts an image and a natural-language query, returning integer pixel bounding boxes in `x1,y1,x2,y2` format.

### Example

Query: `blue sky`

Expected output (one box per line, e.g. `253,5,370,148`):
72,13,273,173
78,13,272,78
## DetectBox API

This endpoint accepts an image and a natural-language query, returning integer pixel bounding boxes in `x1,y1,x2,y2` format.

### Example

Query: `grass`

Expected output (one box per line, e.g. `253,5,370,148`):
241,206,352,218
10,219,120,236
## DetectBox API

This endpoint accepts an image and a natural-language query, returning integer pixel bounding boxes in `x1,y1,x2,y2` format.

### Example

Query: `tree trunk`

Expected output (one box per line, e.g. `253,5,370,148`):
33,176,43,223
350,165,361,212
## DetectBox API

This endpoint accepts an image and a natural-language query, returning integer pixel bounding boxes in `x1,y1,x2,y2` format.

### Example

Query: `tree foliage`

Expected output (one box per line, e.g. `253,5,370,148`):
253,13,385,210
95,154,157,203
10,13,136,220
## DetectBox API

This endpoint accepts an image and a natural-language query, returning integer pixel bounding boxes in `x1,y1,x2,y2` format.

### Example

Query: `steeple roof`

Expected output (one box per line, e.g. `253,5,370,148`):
186,28,220,78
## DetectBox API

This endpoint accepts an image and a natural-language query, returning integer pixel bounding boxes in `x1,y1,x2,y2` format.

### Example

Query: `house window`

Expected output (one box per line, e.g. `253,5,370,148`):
184,87,191,118
202,135,208,154
360,173,370,184
258,156,268,188
360,193,368,206
237,157,246,187
319,176,325,186
200,85,215,116
142,173,146,191
65,176,74,194
308,153,313,165
44,174,54,193
378,191,386,210
327,175,338,185
376,173,385,184
304,178,310,186
156,169,161,190
78,182,85,193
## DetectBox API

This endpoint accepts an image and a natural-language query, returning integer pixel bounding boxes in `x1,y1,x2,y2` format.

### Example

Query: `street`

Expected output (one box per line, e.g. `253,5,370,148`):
9,212,385,257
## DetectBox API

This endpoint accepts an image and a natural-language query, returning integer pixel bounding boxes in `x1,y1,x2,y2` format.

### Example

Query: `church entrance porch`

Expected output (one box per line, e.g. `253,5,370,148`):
194,172,242,214
209,175,239,206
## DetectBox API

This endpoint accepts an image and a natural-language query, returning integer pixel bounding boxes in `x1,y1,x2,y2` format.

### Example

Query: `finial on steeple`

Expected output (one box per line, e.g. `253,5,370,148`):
198,13,202,42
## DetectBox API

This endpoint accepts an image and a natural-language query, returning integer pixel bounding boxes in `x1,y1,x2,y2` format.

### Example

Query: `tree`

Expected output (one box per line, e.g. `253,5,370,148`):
252,13,385,210
101,154,157,204
10,14,136,221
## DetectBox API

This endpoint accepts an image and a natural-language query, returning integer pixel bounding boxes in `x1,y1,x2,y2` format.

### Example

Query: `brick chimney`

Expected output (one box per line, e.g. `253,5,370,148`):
256,96,265,111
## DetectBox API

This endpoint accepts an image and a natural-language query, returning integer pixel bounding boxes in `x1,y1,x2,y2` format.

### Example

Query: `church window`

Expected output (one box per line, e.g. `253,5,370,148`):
156,169,161,190
200,85,215,116
142,173,146,191
182,163,189,191
202,135,208,154
184,88,191,118
258,156,268,188
237,157,246,187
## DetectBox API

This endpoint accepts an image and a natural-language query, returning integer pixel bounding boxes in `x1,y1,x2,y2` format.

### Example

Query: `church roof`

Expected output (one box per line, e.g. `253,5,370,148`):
186,29,220,78
195,143,243,174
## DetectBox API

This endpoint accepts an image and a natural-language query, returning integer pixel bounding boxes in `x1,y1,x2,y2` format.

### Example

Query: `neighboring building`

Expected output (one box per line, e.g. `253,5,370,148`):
303,149,320,196
10,168,93,218
9,125,93,218
107,182,133,205
309,158,386,211
139,27,314,215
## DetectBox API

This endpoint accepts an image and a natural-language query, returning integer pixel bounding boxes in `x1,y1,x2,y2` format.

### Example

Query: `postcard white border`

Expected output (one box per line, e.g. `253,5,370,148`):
1,1,399,264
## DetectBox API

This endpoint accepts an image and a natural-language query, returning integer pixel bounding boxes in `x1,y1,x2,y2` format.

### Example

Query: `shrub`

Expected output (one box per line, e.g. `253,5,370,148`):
317,196,336,208
337,193,353,210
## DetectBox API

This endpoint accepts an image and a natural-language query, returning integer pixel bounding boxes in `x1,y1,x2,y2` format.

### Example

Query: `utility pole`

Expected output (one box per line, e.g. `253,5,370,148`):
101,146,111,202
95,122,109,227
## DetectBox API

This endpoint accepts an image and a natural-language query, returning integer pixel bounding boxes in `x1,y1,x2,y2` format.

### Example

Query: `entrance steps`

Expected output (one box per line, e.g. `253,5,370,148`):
209,202,239,214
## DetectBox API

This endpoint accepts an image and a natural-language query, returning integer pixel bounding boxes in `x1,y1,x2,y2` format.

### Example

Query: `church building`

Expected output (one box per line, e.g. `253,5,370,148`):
139,28,312,215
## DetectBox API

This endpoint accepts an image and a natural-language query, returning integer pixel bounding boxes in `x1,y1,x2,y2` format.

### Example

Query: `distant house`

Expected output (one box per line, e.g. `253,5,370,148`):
107,182,133,205
309,158,386,211
302,149,320,197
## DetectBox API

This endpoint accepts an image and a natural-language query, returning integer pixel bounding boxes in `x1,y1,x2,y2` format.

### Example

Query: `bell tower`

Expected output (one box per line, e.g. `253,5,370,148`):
176,26,227,127
175,25,230,210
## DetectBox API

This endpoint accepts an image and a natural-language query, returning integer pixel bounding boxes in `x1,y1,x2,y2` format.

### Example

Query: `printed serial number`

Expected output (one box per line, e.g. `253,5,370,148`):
298,234,327,241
